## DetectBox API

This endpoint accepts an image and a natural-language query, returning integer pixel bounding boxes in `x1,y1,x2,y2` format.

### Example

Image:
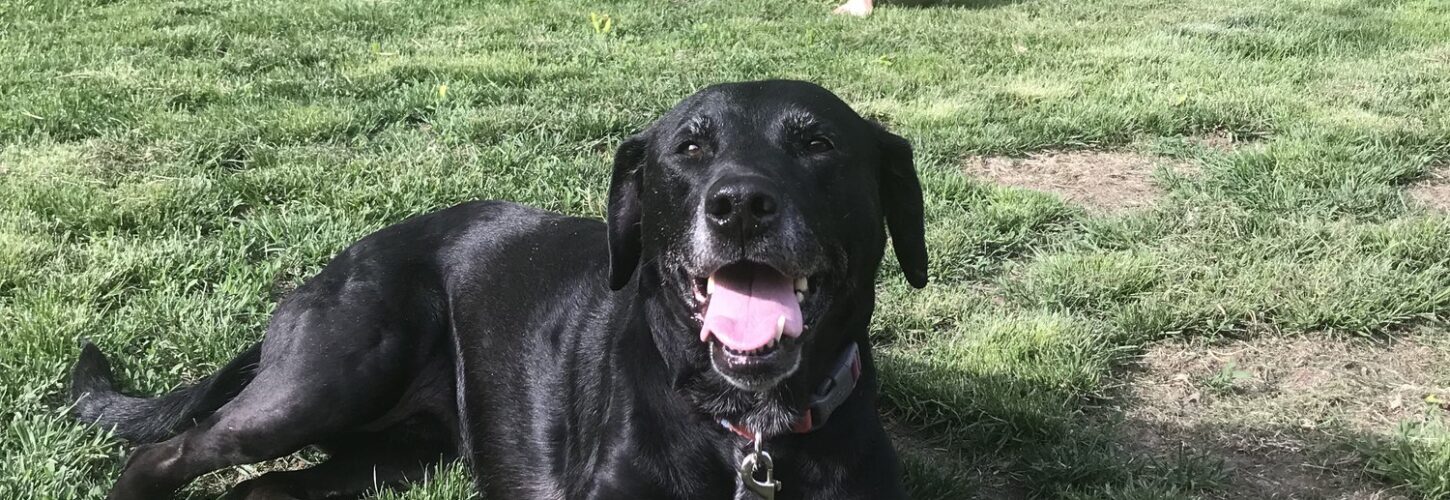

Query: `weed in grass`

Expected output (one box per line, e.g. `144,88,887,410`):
1199,361,1252,396
1369,416,1450,500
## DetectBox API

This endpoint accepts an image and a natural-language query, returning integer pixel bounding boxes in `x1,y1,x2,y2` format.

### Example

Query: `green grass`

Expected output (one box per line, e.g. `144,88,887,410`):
1,0,1448,498
1371,415,1450,500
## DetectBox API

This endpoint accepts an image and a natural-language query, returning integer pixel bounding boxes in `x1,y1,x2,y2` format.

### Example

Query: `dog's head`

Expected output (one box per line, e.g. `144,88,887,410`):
606,80,926,403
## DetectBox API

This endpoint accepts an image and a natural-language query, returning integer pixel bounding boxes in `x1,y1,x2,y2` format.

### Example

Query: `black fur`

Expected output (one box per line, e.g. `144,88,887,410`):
70,341,261,444
70,80,926,500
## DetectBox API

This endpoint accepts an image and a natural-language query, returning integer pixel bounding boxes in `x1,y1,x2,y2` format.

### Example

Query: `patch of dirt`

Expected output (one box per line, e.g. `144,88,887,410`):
962,151,1194,213
1408,169,1450,212
1119,333,1450,499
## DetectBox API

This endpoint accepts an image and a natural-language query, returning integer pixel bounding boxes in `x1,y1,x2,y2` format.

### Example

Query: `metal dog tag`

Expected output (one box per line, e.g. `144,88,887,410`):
739,449,780,500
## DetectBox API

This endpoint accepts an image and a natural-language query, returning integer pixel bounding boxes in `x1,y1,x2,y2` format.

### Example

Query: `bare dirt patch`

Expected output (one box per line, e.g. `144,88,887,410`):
1408,169,1450,212
962,151,1193,213
1118,333,1450,500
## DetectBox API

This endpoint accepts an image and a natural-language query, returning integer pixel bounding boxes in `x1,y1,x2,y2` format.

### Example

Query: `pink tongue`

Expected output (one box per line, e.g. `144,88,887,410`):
700,264,804,351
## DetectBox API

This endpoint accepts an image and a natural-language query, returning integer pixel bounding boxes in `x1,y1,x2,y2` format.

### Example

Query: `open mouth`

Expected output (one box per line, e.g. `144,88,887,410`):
691,262,813,360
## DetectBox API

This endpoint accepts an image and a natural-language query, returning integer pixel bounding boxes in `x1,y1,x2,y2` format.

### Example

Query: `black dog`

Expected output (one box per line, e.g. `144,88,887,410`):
70,80,927,500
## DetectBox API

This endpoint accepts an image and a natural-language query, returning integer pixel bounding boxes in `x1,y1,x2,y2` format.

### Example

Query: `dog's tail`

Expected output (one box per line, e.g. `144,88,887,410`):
69,341,262,443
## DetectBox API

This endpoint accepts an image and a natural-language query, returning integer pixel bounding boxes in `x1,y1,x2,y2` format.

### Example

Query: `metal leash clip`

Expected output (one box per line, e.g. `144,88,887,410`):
739,437,780,499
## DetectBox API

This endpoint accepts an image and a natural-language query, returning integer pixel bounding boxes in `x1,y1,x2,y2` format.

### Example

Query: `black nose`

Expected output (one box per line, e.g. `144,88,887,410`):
705,177,780,240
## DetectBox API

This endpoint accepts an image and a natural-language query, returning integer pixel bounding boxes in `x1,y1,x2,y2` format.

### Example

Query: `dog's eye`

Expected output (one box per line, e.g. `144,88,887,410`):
677,141,705,158
805,137,834,154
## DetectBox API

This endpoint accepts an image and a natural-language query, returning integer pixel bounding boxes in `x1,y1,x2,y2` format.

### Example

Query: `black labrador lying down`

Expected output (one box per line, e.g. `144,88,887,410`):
70,80,928,500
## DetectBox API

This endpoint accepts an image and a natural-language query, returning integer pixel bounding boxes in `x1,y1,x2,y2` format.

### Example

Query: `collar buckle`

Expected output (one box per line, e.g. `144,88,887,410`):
798,342,862,433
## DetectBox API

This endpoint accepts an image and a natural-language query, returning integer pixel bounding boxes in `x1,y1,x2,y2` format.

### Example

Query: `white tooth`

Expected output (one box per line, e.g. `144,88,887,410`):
707,276,715,294
775,315,786,340
795,291,805,303
795,277,809,292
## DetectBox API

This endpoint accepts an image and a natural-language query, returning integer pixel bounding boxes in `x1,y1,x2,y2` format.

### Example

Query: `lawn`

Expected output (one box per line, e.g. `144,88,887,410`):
1,0,1448,498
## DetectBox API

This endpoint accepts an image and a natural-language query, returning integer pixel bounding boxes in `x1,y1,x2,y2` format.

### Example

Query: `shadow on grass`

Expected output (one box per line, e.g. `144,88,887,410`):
879,353,1403,499
1115,419,1399,500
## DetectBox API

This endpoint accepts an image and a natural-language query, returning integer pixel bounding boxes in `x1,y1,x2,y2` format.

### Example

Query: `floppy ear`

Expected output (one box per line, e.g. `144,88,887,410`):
607,134,649,290
876,127,929,288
